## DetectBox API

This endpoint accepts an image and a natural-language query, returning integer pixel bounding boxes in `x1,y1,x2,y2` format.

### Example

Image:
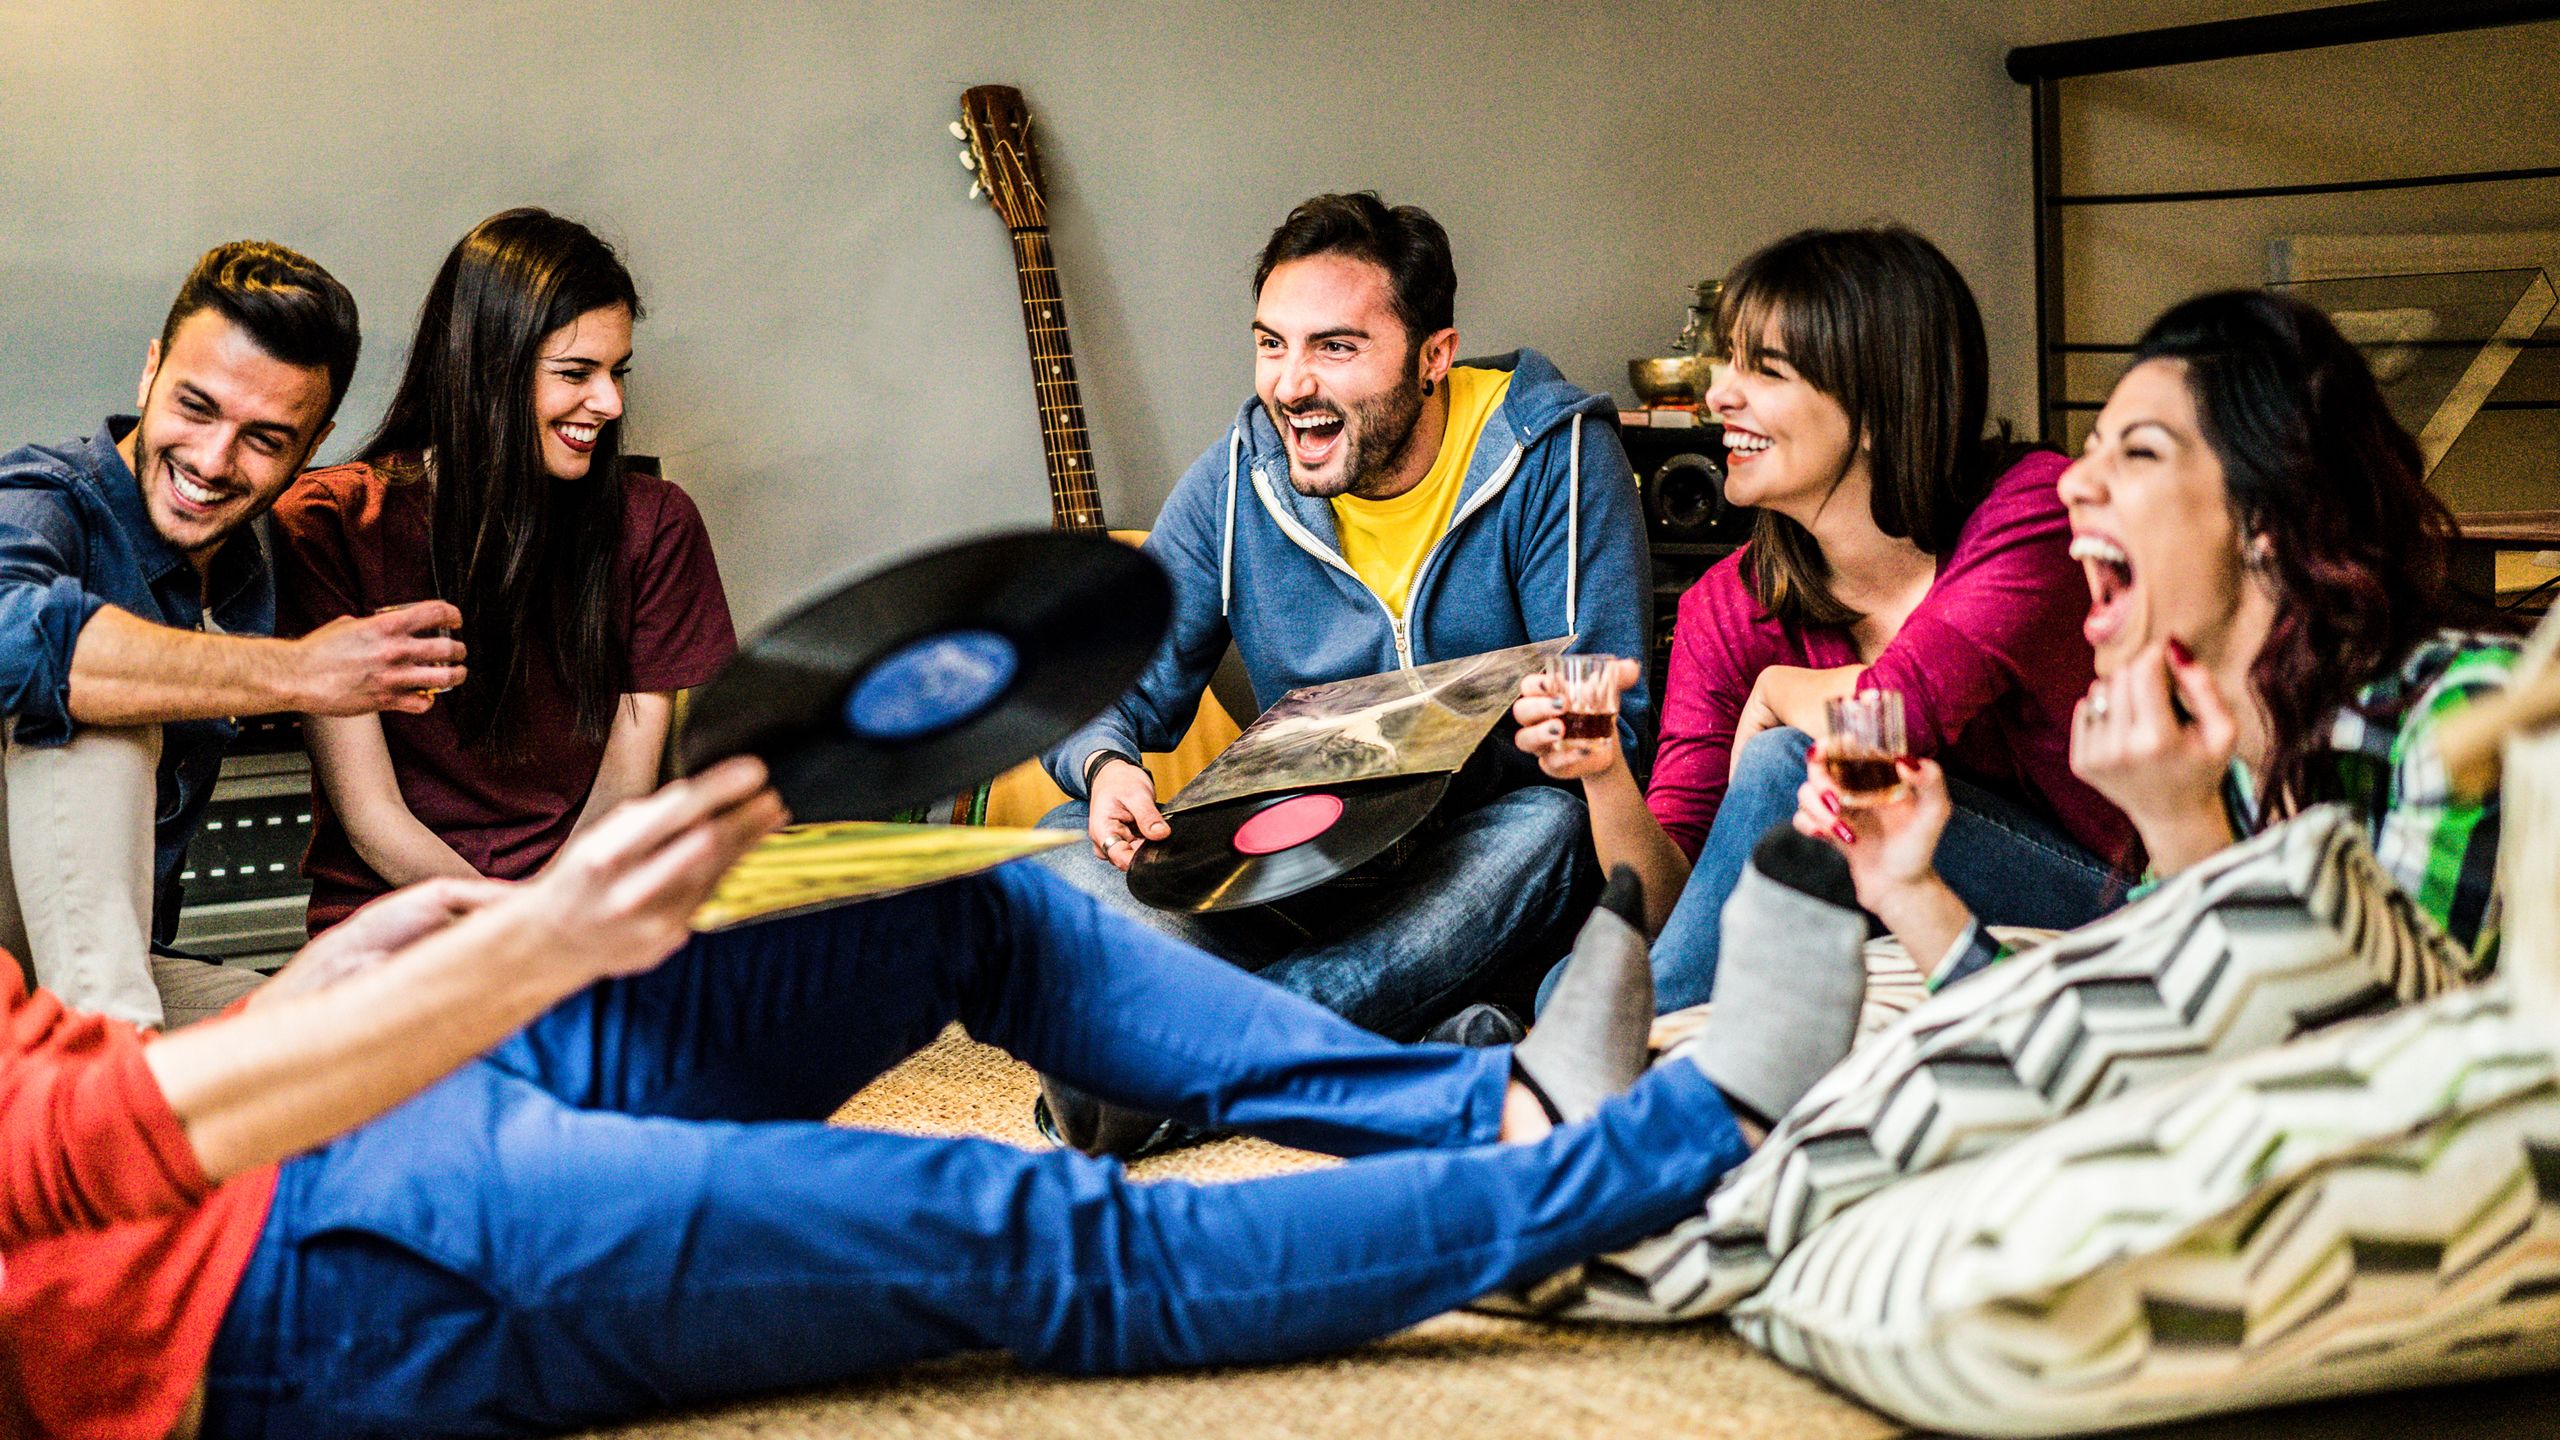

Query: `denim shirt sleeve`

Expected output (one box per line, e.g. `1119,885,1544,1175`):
0,493,109,747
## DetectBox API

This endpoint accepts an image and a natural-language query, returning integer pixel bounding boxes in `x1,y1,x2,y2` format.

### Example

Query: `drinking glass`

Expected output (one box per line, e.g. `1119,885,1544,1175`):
1822,689,1908,808
1544,653,1623,756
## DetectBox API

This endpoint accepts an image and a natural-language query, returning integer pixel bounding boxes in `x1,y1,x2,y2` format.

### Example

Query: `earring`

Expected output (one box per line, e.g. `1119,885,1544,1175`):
1422,378,1435,396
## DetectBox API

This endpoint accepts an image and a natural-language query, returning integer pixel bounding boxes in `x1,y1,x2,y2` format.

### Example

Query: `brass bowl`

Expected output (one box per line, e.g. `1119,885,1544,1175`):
1628,355,1704,406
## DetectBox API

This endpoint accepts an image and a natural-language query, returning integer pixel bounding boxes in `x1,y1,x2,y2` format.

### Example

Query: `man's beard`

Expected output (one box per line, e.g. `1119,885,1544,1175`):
1278,364,1430,500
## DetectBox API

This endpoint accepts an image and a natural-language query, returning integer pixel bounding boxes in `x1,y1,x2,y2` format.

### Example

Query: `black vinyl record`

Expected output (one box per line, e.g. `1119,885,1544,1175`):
1127,772,1449,913
676,529,1171,823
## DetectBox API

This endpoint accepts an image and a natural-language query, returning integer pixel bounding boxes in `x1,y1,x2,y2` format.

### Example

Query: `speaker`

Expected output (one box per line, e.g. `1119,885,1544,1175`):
1621,422,1751,546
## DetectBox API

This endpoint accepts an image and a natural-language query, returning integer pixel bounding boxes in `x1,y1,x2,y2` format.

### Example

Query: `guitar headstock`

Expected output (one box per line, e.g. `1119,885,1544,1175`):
953,85,1047,231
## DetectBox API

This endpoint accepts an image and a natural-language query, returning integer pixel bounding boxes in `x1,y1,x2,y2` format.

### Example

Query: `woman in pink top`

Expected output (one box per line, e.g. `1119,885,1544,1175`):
1517,226,2130,1010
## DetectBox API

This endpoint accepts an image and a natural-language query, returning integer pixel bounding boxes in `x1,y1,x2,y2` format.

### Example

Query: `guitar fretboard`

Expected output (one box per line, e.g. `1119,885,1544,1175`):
1006,228,1105,534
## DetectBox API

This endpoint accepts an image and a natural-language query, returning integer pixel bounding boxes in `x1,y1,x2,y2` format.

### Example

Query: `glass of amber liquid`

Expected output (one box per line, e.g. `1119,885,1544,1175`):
1823,689,1908,808
1545,653,1623,756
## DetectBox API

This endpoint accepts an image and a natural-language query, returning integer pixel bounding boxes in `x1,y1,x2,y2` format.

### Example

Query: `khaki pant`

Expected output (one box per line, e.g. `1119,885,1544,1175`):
0,722,264,1027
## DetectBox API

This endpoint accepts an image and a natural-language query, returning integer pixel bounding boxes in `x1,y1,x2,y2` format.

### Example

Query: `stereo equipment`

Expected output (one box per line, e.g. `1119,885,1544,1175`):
1621,419,1751,547
173,713,313,966
1617,414,1751,705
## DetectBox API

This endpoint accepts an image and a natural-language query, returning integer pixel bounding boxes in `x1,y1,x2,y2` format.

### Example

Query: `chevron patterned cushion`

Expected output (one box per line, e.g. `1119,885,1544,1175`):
1502,804,2473,1325
1740,981,2560,1436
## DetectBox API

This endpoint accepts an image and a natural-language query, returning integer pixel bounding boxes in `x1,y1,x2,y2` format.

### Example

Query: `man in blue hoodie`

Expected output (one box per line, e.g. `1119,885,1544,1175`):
1037,194,1652,1151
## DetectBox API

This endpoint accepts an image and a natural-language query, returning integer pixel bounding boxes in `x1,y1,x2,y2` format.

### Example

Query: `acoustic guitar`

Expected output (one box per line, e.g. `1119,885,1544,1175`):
953,85,1240,827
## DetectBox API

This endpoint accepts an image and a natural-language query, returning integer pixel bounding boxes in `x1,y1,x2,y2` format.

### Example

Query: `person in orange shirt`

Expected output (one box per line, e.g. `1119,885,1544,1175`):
3,751,1827,1440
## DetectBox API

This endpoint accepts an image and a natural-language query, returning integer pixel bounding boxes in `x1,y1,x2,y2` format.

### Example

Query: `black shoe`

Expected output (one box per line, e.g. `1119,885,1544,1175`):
1425,1002,1528,1048
1033,1075,1204,1160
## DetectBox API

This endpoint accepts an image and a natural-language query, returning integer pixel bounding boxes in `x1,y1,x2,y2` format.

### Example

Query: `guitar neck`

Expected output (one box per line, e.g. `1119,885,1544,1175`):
1007,227,1105,535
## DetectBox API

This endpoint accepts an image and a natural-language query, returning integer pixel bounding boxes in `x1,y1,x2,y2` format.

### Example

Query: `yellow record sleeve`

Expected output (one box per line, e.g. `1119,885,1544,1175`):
692,821,1073,931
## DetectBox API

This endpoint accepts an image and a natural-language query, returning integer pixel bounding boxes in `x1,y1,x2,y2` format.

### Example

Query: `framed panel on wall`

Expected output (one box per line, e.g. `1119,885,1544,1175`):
2008,1,2560,604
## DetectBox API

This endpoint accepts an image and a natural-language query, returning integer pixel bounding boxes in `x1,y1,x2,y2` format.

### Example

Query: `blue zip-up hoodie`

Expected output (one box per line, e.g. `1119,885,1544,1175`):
1046,348,1654,798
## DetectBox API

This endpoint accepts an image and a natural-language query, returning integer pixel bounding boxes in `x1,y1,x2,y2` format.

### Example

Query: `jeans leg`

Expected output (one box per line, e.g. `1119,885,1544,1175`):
1644,726,1816,1013
1635,728,2120,1013
204,1055,1749,1440
488,862,1513,1157
1929,772,2122,935
1251,786,1591,1039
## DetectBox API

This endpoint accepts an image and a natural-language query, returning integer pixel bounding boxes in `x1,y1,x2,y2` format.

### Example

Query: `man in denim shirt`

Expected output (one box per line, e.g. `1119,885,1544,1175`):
0,242,465,1027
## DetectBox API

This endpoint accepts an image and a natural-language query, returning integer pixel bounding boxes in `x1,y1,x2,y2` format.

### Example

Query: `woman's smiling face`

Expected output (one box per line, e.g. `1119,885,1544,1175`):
1703,313,1860,524
2057,358,2257,676
532,303,633,481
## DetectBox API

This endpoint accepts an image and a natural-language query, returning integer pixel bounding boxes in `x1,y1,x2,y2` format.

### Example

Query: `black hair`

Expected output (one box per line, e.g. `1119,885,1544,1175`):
1252,192,1456,345
160,240,362,420
364,208,641,757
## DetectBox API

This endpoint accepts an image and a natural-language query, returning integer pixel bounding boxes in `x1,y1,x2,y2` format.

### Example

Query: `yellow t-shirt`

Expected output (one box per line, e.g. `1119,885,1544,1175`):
1329,365,1512,616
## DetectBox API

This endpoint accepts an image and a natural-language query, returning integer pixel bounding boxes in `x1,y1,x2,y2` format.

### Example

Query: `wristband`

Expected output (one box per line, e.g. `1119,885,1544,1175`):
1083,748,1141,791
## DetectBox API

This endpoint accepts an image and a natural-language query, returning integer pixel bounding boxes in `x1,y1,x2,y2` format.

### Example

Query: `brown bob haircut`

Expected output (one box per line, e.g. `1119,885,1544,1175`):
1722,225,2000,627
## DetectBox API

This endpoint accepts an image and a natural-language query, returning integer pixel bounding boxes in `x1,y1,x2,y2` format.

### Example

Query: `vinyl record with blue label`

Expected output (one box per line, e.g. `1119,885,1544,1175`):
676,530,1171,823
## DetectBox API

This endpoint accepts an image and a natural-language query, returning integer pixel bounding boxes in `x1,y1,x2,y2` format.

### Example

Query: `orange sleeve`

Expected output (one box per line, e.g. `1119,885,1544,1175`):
0,974,208,1249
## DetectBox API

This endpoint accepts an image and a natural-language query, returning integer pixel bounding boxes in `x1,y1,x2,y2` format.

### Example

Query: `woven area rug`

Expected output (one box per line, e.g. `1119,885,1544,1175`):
574,1024,1896,1440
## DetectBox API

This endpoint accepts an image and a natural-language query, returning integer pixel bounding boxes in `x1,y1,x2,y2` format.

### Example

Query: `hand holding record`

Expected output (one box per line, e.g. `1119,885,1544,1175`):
676,530,1171,824
1089,757,1170,871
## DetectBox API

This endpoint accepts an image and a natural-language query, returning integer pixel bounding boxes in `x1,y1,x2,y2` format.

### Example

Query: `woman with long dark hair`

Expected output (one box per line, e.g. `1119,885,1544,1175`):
1807,287,2518,979
274,209,735,933
1515,225,2128,1012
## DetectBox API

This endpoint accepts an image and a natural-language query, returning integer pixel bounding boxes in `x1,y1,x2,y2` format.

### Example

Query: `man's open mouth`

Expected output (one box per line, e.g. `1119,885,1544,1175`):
2070,532,2138,649
1284,408,1344,468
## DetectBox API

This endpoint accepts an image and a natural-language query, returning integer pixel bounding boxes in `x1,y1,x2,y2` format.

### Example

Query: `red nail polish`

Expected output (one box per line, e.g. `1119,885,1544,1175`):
1821,793,1840,816
1833,823,1856,844
2166,637,2192,666
1894,757,1918,773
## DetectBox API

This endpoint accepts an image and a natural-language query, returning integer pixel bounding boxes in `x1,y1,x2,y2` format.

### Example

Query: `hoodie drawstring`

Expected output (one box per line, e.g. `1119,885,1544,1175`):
1221,426,1240,617
1566,413,1582,636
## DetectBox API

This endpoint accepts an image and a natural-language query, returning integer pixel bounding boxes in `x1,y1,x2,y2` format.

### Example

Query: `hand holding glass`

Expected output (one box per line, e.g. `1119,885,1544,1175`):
376,602,458,696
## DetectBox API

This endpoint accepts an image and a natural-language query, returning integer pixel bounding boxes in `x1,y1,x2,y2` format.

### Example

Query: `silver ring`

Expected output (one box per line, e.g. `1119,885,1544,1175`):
2088,691,2112,720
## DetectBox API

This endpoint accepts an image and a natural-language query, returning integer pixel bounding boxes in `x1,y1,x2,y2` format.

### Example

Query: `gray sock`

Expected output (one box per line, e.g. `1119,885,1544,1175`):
1687,826,1867,1127
1513,866,1653,1123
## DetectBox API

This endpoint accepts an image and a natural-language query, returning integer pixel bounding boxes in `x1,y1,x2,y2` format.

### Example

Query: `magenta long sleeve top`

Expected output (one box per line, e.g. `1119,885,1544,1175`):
1647,450,2131,863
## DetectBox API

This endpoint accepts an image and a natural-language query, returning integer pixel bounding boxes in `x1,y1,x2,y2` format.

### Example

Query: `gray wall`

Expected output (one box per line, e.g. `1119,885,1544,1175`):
1,0,2296,627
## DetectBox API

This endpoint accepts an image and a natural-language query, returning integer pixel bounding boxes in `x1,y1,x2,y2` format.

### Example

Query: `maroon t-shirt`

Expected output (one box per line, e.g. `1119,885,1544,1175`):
273,460,736,932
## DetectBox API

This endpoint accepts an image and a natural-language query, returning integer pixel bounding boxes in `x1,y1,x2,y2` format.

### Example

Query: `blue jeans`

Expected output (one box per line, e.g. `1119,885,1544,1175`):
1037,784,1590,1040
1639,727,2120,1013
201,863,1745,1439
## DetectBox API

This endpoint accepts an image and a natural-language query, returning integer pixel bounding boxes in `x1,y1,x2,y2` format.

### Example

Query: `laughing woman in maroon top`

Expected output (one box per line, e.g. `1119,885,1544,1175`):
274,209,735,934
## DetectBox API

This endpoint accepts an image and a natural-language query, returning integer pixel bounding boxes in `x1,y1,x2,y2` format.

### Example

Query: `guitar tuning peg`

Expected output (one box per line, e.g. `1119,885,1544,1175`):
948,121,966,139
960,151,977,171
969,181,983,200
